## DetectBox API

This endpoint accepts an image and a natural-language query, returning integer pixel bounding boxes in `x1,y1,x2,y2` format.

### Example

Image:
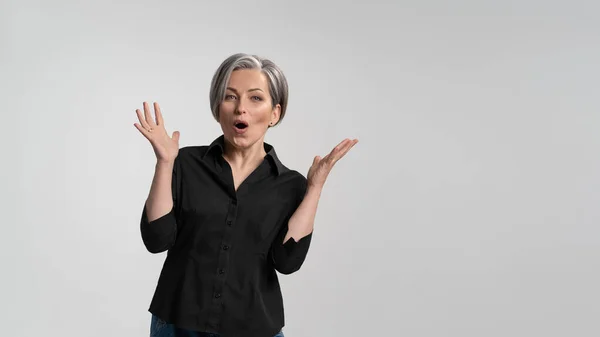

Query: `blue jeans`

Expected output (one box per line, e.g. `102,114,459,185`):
150,315,285,337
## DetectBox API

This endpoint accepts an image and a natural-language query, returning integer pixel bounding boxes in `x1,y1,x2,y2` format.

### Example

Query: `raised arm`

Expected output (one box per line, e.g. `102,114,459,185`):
271,138,358,274
134,101,181,253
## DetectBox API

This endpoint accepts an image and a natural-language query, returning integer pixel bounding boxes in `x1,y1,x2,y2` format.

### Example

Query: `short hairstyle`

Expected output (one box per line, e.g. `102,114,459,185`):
209,53,289,126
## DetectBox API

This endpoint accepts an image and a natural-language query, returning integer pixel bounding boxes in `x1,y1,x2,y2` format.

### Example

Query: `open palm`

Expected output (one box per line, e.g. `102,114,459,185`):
133,102,180,163
307,138,358,189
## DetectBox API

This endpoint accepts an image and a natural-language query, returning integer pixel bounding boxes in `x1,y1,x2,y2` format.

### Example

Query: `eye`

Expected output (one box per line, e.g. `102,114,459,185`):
224,94,237,100
251,96,262,101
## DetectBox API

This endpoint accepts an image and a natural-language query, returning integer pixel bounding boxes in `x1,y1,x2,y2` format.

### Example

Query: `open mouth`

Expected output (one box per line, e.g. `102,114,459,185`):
234,120,248,131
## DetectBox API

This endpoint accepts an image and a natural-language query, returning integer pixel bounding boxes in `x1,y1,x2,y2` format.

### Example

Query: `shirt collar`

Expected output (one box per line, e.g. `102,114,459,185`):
202,135,286,176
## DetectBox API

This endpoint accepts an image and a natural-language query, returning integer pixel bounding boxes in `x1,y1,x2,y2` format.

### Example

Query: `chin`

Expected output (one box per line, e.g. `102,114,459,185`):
225,133,254,149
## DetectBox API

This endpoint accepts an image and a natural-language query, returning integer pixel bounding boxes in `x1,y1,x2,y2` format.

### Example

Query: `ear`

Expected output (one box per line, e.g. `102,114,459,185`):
270,104,281,126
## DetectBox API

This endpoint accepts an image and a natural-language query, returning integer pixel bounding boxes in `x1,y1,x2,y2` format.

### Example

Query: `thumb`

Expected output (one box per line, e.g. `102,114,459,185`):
172,130,180,142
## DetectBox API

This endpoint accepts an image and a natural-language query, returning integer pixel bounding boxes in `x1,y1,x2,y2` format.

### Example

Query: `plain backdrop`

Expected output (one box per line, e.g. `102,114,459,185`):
2,0,599,336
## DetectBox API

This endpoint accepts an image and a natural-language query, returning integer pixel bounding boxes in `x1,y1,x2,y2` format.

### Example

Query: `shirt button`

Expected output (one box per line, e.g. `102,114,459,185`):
227,220,232,226
218,269,225,275
215,293,221,298
232,199,237,205
223,245,229,251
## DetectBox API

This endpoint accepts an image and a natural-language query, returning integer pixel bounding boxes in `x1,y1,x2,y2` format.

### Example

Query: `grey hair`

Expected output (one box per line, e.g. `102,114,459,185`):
209,53,289,126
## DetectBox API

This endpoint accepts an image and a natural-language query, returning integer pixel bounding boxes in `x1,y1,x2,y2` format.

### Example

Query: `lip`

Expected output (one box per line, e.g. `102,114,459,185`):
233,119,249,127
233,119,249,134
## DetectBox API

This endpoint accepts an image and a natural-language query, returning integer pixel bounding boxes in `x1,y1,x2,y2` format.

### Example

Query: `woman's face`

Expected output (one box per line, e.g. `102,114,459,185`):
218,69,280,150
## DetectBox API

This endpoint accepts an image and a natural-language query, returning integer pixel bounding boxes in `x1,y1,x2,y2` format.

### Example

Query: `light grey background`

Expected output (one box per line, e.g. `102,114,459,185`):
2,0,599,336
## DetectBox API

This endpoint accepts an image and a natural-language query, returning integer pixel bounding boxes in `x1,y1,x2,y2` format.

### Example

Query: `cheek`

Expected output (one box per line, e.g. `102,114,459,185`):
218,104,234,122
219,102,234,114
252,106,272,123
255,114,269,124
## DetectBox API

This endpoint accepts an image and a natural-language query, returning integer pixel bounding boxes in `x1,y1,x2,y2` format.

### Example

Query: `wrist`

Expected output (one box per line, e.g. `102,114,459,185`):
305,184,323,197
156,159,175,169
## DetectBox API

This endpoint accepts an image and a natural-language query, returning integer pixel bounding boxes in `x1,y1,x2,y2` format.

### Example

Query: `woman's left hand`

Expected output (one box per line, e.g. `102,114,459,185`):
307,138,359,189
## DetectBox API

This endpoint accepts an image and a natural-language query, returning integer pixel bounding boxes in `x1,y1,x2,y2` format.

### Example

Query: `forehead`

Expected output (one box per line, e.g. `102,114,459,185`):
227,69,269,91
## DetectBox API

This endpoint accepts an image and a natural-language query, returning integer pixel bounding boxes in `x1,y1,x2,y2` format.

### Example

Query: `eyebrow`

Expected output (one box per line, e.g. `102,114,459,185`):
226,87,264,93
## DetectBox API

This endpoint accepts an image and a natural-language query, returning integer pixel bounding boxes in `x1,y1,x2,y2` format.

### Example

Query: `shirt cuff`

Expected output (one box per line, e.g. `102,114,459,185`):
140,205,177,253
283,232,313,256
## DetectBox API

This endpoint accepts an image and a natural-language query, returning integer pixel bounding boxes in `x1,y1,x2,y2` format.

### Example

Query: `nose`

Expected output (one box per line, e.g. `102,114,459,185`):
235,98,247,115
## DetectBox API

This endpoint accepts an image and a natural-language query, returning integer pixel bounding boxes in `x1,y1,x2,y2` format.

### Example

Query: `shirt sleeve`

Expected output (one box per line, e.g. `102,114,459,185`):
270,175,313,275
140,156,180,254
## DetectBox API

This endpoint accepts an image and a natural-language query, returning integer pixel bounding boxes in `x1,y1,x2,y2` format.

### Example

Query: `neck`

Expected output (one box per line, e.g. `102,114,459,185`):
222,137,267,171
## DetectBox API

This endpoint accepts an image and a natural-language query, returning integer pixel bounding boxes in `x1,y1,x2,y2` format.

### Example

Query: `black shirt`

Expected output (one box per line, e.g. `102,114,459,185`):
139,135,312,337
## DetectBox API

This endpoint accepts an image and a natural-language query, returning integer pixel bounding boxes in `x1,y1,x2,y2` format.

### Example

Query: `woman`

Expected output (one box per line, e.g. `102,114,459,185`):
134,53,357,337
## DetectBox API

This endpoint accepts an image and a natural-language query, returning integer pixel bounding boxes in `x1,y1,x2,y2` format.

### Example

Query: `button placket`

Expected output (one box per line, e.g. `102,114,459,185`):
207,197,238,329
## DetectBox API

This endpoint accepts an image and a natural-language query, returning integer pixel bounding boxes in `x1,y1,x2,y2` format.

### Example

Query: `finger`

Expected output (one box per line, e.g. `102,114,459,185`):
323,139,348,160
327,139,351,162
136,109,152,130
333,138,351,152
319,139,352,167
312,155,321,166
330,138,357,163
172,130,180,142
154,102,164,126
133,123,151,139
336,139,358,160
143,102,156,127
340,138,358,154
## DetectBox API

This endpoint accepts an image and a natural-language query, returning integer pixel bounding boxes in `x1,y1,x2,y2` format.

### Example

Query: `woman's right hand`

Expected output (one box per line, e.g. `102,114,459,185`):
134,102,180,164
